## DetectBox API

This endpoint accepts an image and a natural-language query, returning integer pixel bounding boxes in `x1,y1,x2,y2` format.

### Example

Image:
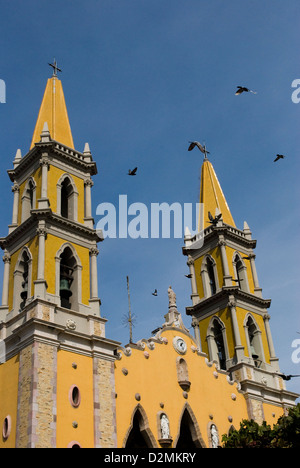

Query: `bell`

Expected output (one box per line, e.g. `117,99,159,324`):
60,278,72,296
20,281,28,300
60,277,72,309
250,345,259,360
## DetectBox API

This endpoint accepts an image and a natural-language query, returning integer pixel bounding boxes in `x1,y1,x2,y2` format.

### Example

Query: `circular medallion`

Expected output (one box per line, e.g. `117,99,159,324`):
173,336,187,354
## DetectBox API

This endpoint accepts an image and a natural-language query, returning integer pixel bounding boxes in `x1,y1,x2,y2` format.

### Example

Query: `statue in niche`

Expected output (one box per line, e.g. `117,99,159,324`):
160,414,170,439
210,424,219,448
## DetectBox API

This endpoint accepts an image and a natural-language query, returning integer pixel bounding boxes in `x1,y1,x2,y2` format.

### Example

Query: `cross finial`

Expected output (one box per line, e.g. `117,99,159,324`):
48,59,62,77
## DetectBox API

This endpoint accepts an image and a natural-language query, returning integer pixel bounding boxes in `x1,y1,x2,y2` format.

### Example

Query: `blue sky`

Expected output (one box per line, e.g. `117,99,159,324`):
0,0,299,394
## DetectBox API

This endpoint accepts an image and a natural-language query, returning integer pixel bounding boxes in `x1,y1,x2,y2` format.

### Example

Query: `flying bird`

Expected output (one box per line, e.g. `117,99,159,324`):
235,86,257,95
232,278,243,283
152,289,158,296
279,373,300,381
128,167,138,175
274,154,286,162
185,274,193,278
208,211,222,226
188,141,210,154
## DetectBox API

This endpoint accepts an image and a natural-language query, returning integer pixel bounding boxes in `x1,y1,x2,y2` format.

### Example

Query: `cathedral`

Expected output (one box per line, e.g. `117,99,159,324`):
0,70,298,448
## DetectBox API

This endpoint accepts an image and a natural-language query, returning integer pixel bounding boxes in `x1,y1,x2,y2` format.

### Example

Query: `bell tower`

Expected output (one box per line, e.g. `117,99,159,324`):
0,68,119,448
183,155,298,420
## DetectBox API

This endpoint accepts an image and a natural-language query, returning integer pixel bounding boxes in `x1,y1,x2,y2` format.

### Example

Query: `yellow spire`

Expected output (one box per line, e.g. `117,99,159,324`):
199,158,235,231
30,76,74,149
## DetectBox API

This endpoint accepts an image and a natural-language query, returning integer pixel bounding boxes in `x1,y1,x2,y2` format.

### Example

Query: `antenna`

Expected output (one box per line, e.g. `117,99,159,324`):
122,276,136,343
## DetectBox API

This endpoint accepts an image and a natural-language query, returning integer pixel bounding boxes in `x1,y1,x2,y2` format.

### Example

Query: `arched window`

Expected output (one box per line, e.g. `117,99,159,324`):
13,248,32,313
59,246,77,310
124,407,156,448
175,406,204,448
245,316,263,367
207,257,216,295
233,253,249,292
201,256,218,298
207,318,227,370
57,174,78,221
21,178,36,222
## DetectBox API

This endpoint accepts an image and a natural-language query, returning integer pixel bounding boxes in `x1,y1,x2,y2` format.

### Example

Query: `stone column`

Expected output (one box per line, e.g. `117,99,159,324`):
1,250,11,307
187,255,199,305
227,297,244,362
9,183,20,233
218,237,232,286
89,247,101,316
84,178,94,228
263,313,279,370
38,156,50,209
191,317,202,352
34,223,48,298
248,253,263,297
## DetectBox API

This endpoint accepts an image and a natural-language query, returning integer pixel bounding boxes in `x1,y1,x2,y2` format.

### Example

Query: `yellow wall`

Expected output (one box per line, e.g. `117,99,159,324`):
115,329,249,448
0,355,20,448
56,350,94,448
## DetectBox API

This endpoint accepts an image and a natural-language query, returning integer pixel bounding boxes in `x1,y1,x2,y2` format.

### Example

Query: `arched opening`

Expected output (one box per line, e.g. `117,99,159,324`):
57,174,78,221
208,318,227,370
13,248,32,313
246,316,263,367
59,247,76,310
125,408,155,449
176,407,204,449
61,177,73,219
207,257,216,295
20,250,29,310
233,254,249,292
21,179,36,222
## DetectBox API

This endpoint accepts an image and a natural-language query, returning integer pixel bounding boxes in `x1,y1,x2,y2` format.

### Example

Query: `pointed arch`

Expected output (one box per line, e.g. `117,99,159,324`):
21,177,37,222
56,173,78,221
207,316,229,370
13,246,33,312
201,255,220,298
123,404,158,448
232,251,249,292
55,242,82,310
244,313,265,366
174,403,206,448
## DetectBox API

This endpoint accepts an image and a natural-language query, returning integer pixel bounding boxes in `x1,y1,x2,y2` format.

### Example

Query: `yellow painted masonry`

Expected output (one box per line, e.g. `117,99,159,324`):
115,328,249,448
45,234,90,304
0,355,19,448
56,350,94,448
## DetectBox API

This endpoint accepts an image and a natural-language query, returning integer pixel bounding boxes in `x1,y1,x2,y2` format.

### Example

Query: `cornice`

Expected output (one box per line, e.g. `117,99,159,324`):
7,139,97,182
0,209,102,250
186,287,271,317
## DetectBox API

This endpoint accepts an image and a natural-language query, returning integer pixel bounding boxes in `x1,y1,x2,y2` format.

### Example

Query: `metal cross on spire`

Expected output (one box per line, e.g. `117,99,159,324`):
48,59,62,77
188,140,210,159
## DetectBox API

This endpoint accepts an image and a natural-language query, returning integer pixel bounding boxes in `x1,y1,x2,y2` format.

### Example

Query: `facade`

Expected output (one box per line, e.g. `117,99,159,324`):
0,73,298,448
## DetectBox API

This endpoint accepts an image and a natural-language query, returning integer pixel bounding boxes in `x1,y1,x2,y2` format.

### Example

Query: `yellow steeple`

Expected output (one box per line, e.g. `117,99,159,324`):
199,158,235,230
30,76,74,149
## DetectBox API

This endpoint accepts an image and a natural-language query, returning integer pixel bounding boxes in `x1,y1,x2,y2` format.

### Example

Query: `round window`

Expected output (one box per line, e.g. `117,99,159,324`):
2,415,11,440
69,385,81,408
